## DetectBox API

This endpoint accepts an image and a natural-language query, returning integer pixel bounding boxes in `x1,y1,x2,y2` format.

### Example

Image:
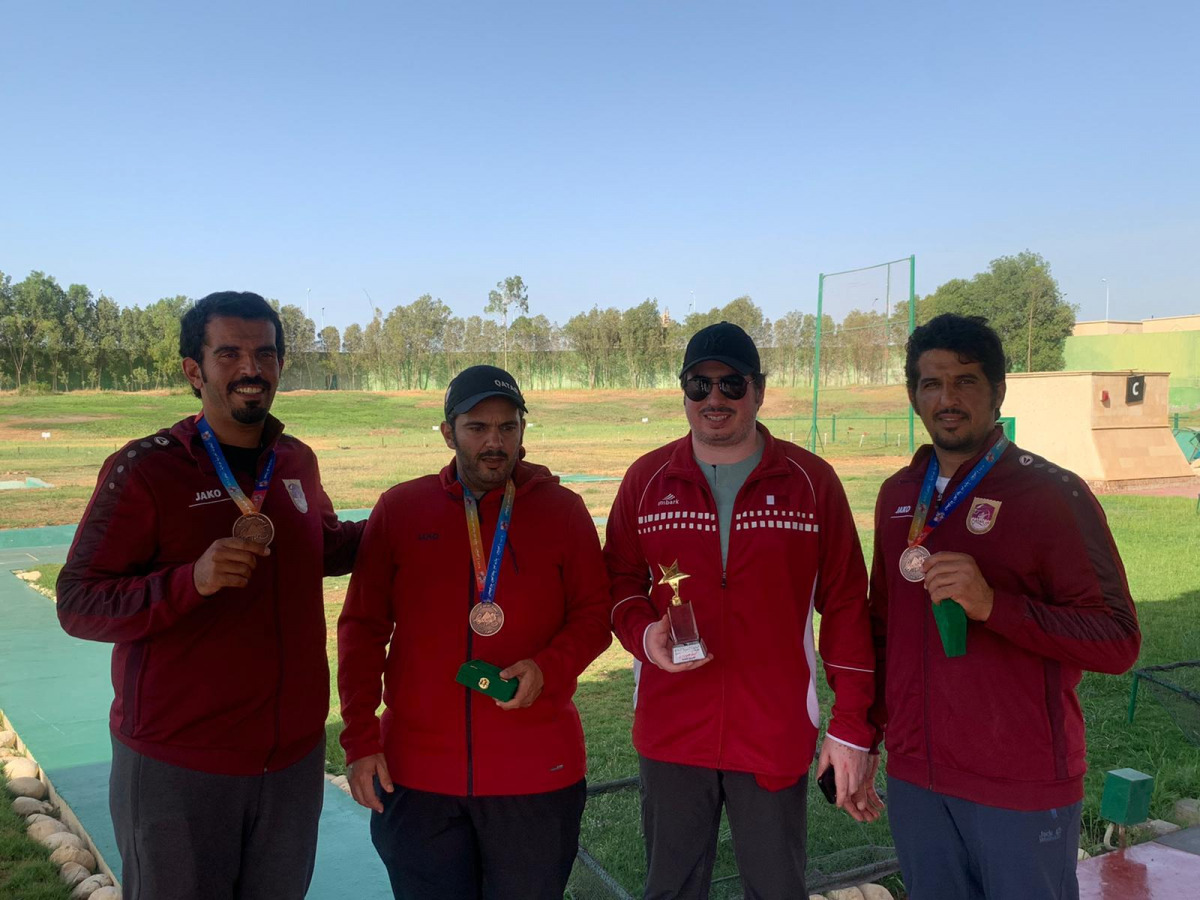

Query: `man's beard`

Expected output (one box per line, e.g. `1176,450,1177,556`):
232,405,269,425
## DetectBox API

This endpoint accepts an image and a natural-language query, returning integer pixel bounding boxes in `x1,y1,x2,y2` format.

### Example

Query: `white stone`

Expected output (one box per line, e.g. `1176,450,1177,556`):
0,730,16,748
4,757,39,779
28,816,71,841
1078,848,1091,861
0,747,18,759
17,570,41,581
12,796,54,816
859,886,894,900
6,775,48,800
1142,818,1181,837
810,895,828,900
41,831,85,852
70,874,114,899
1173,797,1200,826
827,890,866,900
60,861,91,888
51,845,96,871
90,888,122,900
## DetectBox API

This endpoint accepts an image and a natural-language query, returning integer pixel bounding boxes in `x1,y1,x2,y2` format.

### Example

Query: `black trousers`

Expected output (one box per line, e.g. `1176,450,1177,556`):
109,736,325,900
370,779,587,900
639,756,808,900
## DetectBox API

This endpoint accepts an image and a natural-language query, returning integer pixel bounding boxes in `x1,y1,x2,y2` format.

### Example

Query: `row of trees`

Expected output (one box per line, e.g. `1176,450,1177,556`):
0,253,1075,393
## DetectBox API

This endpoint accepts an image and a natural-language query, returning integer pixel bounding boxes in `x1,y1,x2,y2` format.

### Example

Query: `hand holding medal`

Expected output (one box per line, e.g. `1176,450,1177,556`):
902,437,1008,657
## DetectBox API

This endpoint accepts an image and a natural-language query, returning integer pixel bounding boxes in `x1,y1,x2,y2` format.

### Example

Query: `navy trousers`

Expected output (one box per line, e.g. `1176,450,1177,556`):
888,775,1081,900
370,779,586,900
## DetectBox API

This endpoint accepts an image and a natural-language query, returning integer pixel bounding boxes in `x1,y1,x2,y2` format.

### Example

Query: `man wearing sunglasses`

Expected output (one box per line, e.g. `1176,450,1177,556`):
605,322,877,899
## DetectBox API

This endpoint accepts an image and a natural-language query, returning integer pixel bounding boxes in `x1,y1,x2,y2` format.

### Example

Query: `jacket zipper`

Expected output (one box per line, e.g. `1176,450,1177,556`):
465,563,475,796
267,489,283,773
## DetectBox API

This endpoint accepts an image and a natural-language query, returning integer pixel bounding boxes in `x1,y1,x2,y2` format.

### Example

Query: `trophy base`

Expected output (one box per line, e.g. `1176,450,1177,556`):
672,639,707,665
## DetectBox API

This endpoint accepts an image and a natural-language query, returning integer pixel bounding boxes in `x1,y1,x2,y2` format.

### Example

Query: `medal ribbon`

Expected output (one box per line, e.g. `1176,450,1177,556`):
906,435,1009,548
197,415,276,516
461,476,516,606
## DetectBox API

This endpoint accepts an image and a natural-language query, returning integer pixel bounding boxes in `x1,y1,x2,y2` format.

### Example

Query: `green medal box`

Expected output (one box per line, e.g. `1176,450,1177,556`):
455,659,518,702
933,599,968,657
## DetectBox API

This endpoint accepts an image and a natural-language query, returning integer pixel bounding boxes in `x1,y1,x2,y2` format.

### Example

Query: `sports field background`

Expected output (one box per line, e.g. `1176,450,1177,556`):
3,387,1199,896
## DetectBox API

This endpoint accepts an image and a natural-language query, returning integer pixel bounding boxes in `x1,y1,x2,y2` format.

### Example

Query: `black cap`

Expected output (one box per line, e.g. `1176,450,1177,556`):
679,322,760,378
444,365,527,420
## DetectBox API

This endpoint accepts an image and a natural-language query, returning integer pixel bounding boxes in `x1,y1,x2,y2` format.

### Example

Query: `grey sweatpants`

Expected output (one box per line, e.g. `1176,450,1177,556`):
639,756,809,900
888,775,1082,900
109,736,325,900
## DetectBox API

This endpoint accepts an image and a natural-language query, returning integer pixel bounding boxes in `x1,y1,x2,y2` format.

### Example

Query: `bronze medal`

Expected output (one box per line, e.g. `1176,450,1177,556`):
233,512,275,547
469,602,504,636
899,544,930,582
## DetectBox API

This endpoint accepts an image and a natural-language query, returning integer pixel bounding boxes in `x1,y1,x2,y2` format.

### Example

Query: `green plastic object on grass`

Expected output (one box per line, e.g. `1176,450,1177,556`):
1100,768,1154,826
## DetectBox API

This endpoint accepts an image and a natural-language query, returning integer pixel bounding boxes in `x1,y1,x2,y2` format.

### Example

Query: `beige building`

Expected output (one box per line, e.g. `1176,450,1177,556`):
1003,371,1196,492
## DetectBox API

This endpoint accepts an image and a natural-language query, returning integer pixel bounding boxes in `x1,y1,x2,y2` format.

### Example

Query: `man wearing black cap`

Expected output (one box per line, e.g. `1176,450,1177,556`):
605,323,878,898
337,365,612,899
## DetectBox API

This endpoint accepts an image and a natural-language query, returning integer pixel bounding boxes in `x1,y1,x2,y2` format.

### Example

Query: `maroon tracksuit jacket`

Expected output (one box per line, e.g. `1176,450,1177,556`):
57,414,362,775
869,428,1141,810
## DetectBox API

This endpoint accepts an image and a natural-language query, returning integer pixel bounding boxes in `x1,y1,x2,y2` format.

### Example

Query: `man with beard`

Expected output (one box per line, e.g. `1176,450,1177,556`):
605,322,878,899
863,314,1140,899
57,291,364,900
338,365,612,899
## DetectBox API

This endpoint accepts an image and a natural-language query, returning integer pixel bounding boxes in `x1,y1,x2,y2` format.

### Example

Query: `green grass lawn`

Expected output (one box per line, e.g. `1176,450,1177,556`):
5,389,1199,897
0,800,68,900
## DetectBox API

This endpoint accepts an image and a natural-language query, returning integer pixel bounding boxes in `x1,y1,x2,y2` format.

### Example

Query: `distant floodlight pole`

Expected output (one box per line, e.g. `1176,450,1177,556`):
908,254,916,453
690,290,695,315
307,288,311,319
1102,278,1110,320
810,274,825,452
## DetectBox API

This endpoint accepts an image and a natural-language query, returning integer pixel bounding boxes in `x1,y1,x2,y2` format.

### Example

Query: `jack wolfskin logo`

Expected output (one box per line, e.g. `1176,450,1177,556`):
418,532,440,541
657,494,680,506
195,489,223,502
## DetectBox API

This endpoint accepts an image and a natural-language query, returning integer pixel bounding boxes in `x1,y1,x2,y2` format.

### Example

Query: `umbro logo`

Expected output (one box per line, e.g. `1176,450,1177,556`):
195,489,223,502
657,494,680,506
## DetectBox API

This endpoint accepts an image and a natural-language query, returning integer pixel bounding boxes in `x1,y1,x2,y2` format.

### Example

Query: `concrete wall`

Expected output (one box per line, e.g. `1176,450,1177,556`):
1063,330,1200,409
1073,321,1143,336
1003,372,1194,487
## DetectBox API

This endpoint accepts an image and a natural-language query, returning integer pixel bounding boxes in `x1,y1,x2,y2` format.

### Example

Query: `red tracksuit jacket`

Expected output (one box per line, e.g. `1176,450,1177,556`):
57,415,362,775
869,430,1141,810
605,425,876,779
337,459,612,796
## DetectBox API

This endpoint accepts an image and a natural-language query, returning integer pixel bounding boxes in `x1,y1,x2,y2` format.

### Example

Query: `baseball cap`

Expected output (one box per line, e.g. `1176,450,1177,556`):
679,322,761,378
444,365,527,420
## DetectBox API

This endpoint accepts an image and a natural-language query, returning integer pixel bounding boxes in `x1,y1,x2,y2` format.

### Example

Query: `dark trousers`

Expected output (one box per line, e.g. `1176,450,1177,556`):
370,779,586,900
639,756,808,900
109,736,325,900
888,775,1082,900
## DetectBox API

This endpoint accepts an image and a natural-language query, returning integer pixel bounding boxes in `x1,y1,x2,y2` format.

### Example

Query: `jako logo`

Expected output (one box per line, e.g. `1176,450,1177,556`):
657,494,679,506
195,489,223,502
894,505,913,515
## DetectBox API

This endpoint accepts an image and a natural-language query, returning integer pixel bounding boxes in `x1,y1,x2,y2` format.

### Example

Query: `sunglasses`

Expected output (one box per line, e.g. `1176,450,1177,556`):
682,374,755,402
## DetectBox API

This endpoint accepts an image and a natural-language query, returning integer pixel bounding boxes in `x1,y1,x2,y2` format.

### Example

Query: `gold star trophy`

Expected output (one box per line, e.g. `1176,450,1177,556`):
658,560,706,664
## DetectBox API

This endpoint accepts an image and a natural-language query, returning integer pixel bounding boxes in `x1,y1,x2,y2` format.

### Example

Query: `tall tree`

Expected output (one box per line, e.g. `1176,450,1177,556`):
485,276,529,371
925,252,1075,372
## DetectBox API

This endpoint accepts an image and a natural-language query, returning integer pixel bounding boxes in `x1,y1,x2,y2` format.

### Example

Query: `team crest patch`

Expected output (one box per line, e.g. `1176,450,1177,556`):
284,479,309,513
967,497,1001,534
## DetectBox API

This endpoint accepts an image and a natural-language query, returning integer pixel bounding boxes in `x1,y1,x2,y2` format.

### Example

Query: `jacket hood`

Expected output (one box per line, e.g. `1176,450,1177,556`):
169,414,287,475
664,421,789,483
900,425,1009,486
437,457,559,498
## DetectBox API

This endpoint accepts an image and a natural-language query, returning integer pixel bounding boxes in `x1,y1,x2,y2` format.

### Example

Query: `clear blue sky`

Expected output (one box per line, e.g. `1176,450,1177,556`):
3,1,1196,331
